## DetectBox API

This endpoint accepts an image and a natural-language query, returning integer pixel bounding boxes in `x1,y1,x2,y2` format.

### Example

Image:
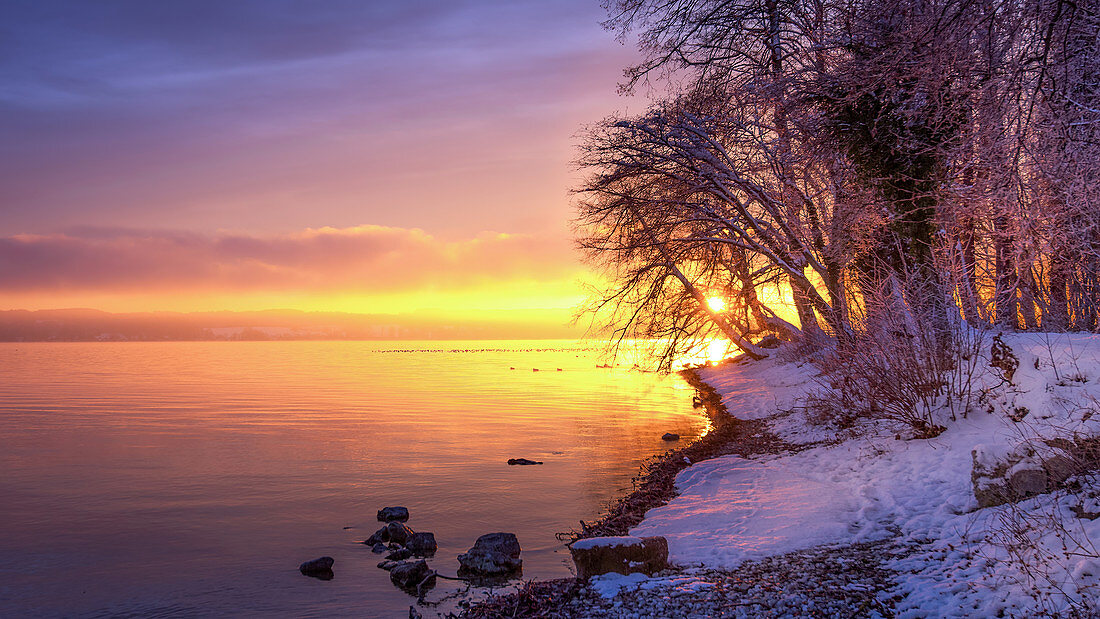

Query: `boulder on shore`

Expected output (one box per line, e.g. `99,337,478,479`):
569,536,668,579
507,458,542,465
377,506,410,522
390,559,435,590
662,432,680,441
458,532,522,575
386,521,415,545
970,442,1091,508
406,531,437,556
299,556,335,580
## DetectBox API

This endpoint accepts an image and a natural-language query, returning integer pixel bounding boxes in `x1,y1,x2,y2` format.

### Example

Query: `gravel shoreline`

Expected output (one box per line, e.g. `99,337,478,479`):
455,364,904,618
561,539,902,618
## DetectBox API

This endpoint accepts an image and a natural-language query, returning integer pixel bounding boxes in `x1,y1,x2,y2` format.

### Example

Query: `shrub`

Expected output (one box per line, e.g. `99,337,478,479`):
809,272,985,436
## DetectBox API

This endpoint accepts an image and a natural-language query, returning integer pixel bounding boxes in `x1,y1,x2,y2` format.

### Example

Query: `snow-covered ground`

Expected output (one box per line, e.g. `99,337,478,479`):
625,333,1100,617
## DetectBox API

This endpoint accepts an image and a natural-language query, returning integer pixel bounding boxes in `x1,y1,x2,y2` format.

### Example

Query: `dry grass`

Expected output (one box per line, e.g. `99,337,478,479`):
456,579,583,619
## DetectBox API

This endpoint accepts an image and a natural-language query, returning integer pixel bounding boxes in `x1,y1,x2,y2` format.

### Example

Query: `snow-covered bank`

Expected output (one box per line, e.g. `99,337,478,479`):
624,333,1100,617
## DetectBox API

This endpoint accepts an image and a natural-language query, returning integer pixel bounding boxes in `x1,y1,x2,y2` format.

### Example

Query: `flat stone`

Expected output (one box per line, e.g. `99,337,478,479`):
570,536,669,579
662,433,680,441
507,458,542,465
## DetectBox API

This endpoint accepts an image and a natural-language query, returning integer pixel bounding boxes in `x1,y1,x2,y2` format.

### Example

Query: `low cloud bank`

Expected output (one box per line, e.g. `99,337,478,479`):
0,225,580,294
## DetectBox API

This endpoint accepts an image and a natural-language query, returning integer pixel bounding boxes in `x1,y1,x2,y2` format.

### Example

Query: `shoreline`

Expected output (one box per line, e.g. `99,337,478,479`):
462,334,1100,618
461,361,792,617
567,364,786,540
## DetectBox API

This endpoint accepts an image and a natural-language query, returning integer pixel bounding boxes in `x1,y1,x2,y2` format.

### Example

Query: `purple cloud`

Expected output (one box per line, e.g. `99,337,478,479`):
0,225,581,293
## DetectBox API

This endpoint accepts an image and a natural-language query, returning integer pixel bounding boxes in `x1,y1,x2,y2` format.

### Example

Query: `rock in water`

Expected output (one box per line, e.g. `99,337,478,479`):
365,525,389,545
371,542,388,554
390,559,435,590
458,532,522,575
506,458,542,465
406,532,437,556
386,547,413,561
661,432,680,441
299,556,335,580
386,521,415,545
377,506,410,522
569,536,669,579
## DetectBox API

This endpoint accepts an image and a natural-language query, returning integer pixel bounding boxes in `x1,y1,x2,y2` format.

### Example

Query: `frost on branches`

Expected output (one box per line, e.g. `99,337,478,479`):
575,0,1100,374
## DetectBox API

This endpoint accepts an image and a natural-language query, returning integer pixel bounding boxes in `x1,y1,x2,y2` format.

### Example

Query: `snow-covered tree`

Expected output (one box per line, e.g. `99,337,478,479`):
577,0,1100,366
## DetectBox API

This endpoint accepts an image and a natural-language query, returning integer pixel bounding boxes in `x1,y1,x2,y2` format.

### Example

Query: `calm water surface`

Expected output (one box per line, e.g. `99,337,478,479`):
0,341,706,617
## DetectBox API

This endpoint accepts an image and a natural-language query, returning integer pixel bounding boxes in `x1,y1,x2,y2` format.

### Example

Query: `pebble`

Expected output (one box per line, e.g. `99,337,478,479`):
557,540,901,618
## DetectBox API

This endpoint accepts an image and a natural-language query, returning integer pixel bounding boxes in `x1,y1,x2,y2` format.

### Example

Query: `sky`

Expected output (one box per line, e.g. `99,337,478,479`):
0,0,642,326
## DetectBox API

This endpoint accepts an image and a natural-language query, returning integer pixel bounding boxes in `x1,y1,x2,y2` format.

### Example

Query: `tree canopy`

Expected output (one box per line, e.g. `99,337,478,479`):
577,0,1100,368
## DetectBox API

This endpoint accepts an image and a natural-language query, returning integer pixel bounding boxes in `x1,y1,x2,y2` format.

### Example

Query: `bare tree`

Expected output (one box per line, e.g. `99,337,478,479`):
576,84,862,364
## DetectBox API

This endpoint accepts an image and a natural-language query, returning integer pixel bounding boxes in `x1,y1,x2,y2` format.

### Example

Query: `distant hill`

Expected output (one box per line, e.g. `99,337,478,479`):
0,308,581,341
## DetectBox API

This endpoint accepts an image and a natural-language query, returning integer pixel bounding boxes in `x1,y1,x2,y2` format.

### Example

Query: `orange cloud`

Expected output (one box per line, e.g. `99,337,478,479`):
0,225,582,295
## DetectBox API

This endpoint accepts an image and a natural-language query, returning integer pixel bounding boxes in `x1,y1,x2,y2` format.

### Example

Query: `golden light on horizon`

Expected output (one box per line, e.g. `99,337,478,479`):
671,337,732,368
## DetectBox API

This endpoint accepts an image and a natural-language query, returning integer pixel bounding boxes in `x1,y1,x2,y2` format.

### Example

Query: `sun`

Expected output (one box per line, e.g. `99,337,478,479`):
706,296,727,312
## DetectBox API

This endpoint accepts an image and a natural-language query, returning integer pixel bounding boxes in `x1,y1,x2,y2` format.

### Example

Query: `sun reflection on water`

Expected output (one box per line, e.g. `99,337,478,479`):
673,338,734,369
599,338,735,371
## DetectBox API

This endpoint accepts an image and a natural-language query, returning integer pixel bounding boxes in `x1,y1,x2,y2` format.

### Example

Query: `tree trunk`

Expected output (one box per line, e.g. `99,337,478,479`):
994,215,1019,328
957,218,983,324
1047,246,1072,331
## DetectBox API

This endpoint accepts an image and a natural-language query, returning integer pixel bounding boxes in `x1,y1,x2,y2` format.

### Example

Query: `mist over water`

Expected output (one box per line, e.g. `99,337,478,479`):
0,341,706,617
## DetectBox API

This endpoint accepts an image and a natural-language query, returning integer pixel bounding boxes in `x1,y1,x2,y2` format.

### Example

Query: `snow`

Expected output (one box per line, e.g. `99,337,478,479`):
633,454,862,566
632,333,1100,616
588,572,651,598
693,353,837,445
694,355,816,422
587,571,718,598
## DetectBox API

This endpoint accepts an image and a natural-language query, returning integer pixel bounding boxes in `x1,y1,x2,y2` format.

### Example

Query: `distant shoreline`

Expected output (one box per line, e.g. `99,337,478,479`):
0,308,582,342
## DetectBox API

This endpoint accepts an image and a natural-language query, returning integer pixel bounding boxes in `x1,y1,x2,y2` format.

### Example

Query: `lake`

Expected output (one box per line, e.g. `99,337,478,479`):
0,341,707,617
